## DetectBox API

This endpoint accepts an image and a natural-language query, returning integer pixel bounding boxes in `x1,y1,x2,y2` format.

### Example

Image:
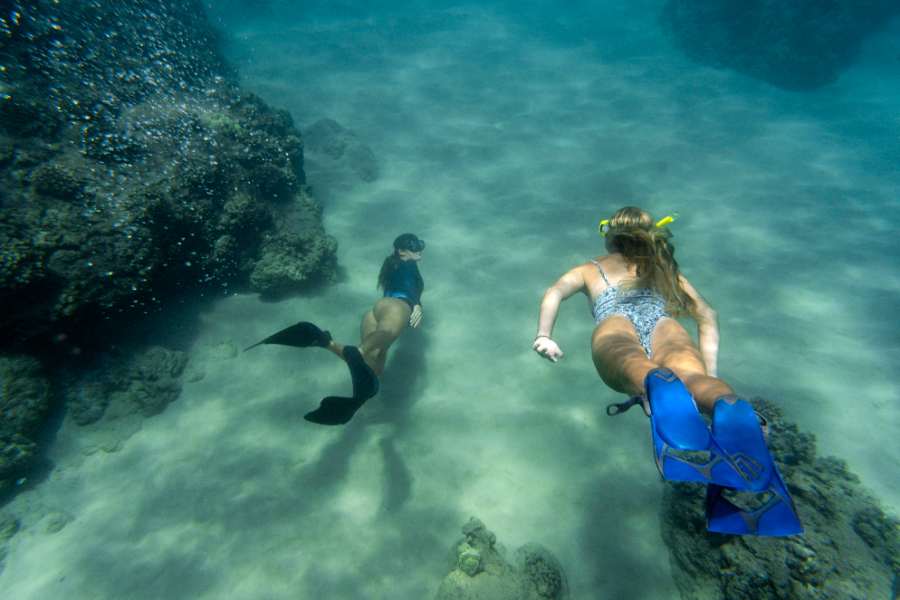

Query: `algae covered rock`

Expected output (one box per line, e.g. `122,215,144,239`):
250,227,338,297
0,0,337,352
303,118,379,183
0,512,20,574
435,518,569,600
66,346,189,426
0,355,52,493
457,542,483,576
29,161,86,201
514,543,568,599
300,117,379,203
660,397,899,599
662,0,900,90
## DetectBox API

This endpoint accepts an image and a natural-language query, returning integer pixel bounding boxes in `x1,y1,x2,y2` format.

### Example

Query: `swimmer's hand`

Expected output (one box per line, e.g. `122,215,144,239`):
533,335,563,362
409,304,423,328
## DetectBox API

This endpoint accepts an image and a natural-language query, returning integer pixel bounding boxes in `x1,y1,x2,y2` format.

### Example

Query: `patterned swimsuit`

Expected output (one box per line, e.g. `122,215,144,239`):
590,260,669,357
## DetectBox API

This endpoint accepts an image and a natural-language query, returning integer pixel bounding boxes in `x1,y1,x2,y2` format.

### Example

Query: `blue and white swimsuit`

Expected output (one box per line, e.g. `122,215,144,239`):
591,260,669,357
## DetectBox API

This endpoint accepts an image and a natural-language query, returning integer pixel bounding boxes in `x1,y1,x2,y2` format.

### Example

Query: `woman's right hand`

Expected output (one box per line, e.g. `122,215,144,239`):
409,304,423,328
533,335,563,362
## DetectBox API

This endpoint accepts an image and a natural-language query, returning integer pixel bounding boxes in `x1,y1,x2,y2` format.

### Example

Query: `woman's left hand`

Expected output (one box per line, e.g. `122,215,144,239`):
409,305,423,328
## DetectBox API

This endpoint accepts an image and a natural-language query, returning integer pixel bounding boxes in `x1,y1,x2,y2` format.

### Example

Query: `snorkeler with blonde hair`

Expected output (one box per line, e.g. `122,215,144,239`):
246,233,425,426
533,207,801,536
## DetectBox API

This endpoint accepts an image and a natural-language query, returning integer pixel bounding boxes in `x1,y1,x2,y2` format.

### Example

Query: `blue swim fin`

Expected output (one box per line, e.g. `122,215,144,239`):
706,483,803,536
646,369,761,489
704,398,803,536
645,369,802,536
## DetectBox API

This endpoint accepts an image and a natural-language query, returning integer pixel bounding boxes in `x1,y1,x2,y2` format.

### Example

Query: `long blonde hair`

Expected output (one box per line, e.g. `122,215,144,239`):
605,206,694,316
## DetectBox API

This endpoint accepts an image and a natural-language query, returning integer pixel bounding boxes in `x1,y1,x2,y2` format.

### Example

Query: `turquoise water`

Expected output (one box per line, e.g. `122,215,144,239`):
3,2,898,598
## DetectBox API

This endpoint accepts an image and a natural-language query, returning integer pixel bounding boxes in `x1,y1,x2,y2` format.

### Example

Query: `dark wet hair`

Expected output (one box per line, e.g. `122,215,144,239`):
378,234,425,291
606,206,694,316
393,233,425,253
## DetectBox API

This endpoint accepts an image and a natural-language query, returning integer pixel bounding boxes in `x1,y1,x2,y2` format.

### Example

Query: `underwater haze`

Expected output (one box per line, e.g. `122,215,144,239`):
2,1,899,598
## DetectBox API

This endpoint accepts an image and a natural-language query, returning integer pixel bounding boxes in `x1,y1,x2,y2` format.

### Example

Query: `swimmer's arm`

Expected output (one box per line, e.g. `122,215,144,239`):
678,275,720,377
536,266,586,338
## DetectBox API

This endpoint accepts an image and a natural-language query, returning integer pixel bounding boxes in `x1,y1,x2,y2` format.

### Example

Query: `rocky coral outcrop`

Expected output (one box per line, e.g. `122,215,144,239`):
0,356,52,495
662,0,900,90
435,518,569,600
301,118,379,203
0,0,337,352
303,118,379,183
0,512,19,574
660,398,899,599
0,0,343,503
65,346,188,427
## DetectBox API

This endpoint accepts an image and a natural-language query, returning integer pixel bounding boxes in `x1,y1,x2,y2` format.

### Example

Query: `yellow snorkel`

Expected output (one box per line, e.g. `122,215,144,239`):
598,213,678,237
597,218,611,237
655,214,677,228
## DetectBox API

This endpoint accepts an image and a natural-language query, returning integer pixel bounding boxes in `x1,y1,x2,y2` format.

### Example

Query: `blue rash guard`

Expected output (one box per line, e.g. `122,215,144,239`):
383,260,423,309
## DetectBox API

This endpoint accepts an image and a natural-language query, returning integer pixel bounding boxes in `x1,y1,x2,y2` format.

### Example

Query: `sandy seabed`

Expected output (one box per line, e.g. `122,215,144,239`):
2,3,898,598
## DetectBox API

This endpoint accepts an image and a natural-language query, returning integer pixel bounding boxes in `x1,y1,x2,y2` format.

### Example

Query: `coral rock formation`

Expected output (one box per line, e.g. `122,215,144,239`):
0,0,340,503
660,398,899,599
0,0,337,351
435,518,569,600
662,0,900,90
0,356,51,495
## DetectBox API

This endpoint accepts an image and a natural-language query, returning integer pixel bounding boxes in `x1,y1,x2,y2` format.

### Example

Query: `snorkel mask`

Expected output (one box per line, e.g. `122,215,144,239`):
598,213,678,237
393,233,426,253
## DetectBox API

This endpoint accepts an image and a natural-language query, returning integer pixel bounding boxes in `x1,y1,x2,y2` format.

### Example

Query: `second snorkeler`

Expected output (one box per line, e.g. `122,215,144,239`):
246,233,425,425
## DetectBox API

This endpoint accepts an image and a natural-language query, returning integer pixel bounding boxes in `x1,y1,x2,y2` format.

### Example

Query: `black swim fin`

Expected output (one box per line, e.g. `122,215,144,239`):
343,345,380,400
304,395,367,425
244,321,332,352
304,346,379,426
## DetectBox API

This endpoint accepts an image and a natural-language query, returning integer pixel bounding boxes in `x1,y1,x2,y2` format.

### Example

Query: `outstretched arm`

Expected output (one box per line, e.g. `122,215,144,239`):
678,274,720,376
533,266,586,362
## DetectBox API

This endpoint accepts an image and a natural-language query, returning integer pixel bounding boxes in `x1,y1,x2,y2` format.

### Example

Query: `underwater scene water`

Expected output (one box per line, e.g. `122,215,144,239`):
0,1,898,598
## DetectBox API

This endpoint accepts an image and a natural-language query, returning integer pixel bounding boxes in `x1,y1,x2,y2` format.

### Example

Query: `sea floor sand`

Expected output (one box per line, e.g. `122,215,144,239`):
2,3,898,599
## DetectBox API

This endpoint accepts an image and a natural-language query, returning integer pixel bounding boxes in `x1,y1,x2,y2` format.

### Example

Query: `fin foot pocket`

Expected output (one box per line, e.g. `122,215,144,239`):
343,346,380,400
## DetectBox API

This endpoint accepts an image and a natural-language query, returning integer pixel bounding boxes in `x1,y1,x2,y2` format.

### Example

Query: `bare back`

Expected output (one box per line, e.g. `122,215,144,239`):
580,254,640,303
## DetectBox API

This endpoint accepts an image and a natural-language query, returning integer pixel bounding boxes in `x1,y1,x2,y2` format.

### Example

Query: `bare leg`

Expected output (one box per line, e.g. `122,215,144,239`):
326,309,376,360
326,339,345,359
323,299,408,377
591,316,658,397
359,298,410,375
650,318,733,413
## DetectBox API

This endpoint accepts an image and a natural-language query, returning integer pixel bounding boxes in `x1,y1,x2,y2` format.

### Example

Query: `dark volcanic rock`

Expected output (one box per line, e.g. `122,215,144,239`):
0,356,51,494
301,118,379,203
0,0,337,351
662,0,900,90
250,226,339,297
0,0,340,505
435,517,569,600
66,346,188,426
660,398,899,599
0,512,19,574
